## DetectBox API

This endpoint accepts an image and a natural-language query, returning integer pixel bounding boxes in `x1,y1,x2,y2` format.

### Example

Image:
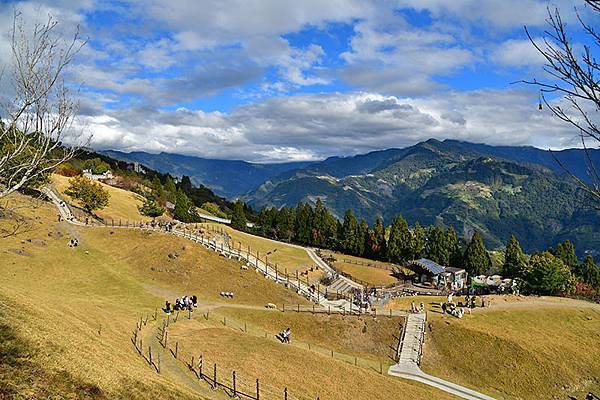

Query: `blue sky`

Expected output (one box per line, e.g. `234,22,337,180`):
0,0,597,161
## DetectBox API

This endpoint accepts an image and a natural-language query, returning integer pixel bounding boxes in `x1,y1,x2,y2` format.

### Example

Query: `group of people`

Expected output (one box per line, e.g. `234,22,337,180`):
410,301,425,313
164,295,198,314
279,327,292,343
441,302,465,318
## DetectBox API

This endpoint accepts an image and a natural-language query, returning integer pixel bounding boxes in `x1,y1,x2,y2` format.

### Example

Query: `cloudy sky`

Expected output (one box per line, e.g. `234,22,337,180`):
1,0,597,162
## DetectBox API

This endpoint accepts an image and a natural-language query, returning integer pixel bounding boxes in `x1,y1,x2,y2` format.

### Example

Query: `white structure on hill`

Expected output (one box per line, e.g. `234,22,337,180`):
82,169,113,181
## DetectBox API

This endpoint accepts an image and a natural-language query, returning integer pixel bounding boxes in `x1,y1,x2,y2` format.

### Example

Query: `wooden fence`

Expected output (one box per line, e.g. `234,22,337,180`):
131,305,400,399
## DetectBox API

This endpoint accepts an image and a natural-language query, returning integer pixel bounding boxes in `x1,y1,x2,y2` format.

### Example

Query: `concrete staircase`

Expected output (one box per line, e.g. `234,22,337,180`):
388,313,497,400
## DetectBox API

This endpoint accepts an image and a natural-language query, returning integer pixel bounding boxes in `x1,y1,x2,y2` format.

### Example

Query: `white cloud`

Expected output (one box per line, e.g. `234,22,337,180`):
64,89,584,162
491,38,546,68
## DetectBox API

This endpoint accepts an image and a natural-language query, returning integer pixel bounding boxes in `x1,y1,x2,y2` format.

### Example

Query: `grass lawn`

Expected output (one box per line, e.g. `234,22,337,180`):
0,193,308,398
166,318,457,400
421,297,600,400
214,307,402,362
321,250,403,286
198,223,319,276
51,174,153,223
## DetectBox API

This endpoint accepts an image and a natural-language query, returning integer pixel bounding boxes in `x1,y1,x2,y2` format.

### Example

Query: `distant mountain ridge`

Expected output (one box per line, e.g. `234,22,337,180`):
243,139,599,255
100,150,313,198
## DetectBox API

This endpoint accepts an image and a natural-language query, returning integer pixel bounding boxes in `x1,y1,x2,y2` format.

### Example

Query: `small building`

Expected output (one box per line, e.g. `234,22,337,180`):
82,169,113,181
406,258,468,291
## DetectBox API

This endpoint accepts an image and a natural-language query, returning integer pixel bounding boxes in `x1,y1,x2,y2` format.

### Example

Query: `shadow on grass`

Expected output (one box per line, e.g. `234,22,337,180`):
0,318,106,399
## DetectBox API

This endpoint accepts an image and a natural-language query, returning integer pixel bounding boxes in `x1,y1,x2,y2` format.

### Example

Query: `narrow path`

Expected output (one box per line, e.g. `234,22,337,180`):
388,313,496,400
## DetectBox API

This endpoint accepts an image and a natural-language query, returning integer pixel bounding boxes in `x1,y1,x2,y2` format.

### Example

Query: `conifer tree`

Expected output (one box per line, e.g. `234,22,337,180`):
138,193,165,220
341,209,360,255
551,240,578,270
387,215,412,263
294,202,313,244
446,226,462,268
370,217,387,260
425,226,450,266
164,176,177,203
463,231,491,275
576,255,600,290
410,222,426,260
231,199,247,230
358,219,369,256
503,235,527,278
173,189,195,222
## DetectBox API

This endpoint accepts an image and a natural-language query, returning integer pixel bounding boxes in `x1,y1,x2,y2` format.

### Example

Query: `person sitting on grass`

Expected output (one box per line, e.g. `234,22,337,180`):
164,301,171,314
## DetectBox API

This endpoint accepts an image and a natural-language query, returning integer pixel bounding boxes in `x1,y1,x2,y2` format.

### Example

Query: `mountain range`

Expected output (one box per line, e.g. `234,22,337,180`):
100,150,311,198
102,140,599,254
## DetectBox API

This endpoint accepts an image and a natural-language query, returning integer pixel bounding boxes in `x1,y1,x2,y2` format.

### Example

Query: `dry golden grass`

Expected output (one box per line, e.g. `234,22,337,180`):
51,174,152,222
166,318,457,400
0,193,308,399
321,250,402,286
212,307,401,362
421,297,600,400
199,223,319,276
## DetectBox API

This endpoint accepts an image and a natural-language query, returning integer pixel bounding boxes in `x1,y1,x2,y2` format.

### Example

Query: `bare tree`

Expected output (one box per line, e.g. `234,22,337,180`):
0,11,86,200
521,1,600,209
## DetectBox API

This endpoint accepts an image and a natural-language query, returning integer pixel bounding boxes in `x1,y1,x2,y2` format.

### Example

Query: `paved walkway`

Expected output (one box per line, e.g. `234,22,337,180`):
389,313,497,400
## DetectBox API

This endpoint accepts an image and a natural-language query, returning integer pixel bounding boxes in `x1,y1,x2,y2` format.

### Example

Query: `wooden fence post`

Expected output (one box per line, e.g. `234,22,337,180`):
198,354,203,377
256,379,260,400
233,371,237,397
148,346,152,366
175,341,178,358
213,363,217,390
284,387,288,400
154,307,157,320
157,353,161,373
297,304,300,313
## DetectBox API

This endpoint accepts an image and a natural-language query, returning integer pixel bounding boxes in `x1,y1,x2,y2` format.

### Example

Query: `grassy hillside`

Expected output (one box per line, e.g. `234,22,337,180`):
51,174,152,222
166,318,455,400
421,297,600,400
321,250,401,286
199,222,319,276
0,193,308,398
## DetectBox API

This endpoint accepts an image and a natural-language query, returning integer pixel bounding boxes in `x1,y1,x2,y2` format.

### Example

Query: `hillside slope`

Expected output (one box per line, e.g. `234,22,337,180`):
245,140,599,254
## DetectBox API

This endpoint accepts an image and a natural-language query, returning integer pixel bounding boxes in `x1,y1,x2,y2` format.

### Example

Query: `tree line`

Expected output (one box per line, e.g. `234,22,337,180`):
236,199,599,298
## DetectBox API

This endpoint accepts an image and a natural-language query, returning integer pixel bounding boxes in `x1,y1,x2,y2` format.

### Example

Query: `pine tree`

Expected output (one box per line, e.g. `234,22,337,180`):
341,209,360,255
503,235,527,278
151,176,165,203
551,240,578,270
64,176,110,214
179,175,193,194
358,219,369,257
231,199,247,230
164,176,177,203
312,199,329,247
463,231,491,275
173,189,195,222
410,222,426,260
294,202,313,244
446,226,462,268
372,217,387,260
138,194,165,220
425,226,450,266
387,215,412,263
575,255,600,290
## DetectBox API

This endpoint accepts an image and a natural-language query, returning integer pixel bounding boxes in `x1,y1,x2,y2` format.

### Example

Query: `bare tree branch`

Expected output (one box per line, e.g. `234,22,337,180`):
0,10,88,201
519,2,600,209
